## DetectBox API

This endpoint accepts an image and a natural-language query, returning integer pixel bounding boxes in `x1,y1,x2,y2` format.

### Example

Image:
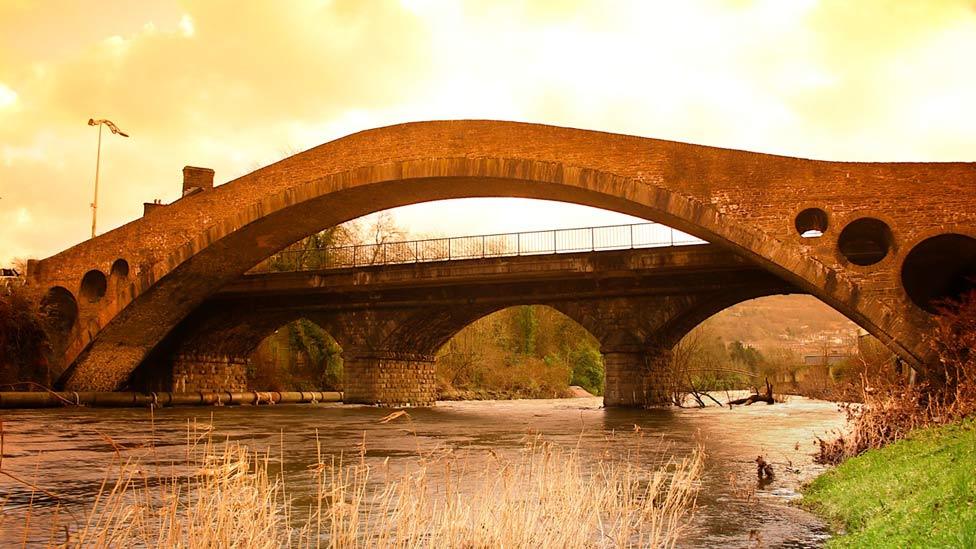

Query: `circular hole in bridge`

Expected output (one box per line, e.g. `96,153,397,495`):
41,286,79,334
111,258,130,278
795,208,828,238
901,233,976,314
80,269,108,302
838,218,893,266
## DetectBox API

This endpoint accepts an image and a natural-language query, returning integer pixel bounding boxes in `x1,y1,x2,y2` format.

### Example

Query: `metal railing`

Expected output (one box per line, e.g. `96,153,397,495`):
252,222,705,273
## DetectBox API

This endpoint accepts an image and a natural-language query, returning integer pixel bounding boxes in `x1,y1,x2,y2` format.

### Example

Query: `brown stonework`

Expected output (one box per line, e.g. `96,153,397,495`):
22,121,973,392
172,353,248,393
603,351,671,408
138,246,792,407
182,166,214,195
342,352,436,407
143,202,165,216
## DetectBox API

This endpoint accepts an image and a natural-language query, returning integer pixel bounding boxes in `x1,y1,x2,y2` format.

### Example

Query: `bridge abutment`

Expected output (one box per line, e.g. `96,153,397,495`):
342,351,437,407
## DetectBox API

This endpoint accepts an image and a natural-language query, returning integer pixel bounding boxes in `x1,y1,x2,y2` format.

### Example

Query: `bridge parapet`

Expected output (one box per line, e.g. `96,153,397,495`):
24,121,974,392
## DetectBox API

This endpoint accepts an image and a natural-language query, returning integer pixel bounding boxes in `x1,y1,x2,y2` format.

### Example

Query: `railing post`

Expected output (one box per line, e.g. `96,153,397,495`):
590,227,595,251
382,243,387,264
353,246,358,267
670,228,675,246
448,238,452,260
517,233,521,256
415,240,419,263
630,224,634,249
482,235,486,258
552,229,557,253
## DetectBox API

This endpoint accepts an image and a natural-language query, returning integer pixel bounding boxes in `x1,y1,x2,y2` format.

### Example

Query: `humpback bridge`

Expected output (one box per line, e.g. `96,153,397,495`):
23,120,976,406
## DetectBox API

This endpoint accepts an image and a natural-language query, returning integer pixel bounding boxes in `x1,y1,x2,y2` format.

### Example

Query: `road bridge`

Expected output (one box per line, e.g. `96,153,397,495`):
134,241,796,406
24,121,975,403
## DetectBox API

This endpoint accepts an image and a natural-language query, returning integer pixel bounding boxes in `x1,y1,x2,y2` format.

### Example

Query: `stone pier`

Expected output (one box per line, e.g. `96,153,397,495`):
172,353,249,393
342,351,437,406
602,347,671,407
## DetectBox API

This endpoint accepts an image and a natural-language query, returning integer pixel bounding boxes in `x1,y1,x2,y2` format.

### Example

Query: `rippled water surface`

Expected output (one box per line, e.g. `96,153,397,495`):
0,396,845,547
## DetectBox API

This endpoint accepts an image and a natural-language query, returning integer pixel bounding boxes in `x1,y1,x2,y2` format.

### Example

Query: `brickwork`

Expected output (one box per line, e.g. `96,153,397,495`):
149,259,792,408
172,354,249,393
26,121,973,392
603,351,671,407
343,353,436,406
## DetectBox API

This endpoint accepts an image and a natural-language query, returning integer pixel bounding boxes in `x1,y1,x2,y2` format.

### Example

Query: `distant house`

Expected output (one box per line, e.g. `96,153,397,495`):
1,267,21,292
803,353,849,366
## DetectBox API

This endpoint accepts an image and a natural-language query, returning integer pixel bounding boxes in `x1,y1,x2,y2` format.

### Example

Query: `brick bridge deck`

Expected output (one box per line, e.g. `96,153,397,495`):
25,121,975,402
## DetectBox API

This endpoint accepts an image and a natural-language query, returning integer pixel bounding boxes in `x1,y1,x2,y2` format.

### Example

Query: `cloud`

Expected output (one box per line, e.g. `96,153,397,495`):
0,0,974,264
0,83,16,109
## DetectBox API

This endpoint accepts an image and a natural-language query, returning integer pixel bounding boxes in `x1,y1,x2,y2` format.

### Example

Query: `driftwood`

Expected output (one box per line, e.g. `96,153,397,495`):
728,378,775,407
756,455,774,480
682,376,728,408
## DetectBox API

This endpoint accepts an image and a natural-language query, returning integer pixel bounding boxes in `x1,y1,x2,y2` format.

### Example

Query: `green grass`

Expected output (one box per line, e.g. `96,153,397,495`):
802,418,976,547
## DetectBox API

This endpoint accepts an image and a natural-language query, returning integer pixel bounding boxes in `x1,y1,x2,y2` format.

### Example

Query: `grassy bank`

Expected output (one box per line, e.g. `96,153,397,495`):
802,418,976,547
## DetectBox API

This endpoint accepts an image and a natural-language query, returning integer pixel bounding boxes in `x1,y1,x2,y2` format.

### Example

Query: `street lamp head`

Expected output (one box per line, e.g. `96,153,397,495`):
88,118,129,137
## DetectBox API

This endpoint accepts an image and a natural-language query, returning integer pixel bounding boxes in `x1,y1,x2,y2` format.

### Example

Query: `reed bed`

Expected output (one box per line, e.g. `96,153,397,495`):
24,433,702,548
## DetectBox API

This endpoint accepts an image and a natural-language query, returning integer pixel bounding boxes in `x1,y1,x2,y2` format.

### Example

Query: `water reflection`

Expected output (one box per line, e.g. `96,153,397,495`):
0,396,844,547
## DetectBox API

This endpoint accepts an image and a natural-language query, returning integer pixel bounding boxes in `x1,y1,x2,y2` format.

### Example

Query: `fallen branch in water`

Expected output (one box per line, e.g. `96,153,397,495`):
728,379,775,407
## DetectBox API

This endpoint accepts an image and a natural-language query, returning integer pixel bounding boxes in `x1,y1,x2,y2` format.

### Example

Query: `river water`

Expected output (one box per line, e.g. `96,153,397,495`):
0,396,845,547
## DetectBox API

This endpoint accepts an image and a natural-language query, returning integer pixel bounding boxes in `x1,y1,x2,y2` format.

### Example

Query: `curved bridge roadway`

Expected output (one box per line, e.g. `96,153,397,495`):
23,120,975,394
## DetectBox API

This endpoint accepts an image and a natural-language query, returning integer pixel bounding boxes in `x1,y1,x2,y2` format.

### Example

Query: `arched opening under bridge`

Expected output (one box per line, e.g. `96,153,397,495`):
670,294,908,404
435,305,604,400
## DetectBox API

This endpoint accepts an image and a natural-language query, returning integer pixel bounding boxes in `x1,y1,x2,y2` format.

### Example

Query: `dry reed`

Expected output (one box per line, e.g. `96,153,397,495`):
816,291,976,464
26,434,703,548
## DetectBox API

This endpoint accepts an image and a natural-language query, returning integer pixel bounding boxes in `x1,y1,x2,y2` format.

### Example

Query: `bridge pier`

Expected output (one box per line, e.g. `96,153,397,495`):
172,353,249,393
342,351,437,407
602,347,671,408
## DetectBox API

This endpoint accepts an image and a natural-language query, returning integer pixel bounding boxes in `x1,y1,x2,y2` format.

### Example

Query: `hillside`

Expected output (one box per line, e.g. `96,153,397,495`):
699,294,860,354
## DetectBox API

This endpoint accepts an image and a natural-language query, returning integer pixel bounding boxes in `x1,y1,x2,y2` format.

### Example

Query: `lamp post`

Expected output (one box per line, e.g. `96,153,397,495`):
88,118,129,238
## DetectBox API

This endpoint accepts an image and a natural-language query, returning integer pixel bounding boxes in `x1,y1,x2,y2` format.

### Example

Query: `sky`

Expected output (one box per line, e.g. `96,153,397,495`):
1,0,975,265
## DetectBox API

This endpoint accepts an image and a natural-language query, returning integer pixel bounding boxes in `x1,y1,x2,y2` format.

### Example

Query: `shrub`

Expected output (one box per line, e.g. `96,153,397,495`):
815,290,976,464
567,344,605,396
0,286,50,386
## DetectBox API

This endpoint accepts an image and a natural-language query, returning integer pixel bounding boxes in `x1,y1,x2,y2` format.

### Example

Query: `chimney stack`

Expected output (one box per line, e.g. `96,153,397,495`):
143,199,165,216
182,166,215,196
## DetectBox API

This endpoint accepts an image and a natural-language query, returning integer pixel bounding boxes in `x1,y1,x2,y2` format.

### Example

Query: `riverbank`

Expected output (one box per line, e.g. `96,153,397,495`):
802,417,976,547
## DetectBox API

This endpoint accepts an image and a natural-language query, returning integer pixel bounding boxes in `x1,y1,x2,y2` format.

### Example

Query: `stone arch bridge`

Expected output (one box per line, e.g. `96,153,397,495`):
137,241,795,406
24,120,976,405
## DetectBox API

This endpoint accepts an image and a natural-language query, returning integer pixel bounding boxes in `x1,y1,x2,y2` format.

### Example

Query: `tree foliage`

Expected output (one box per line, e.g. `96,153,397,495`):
249,319,343,391
0,286,50,386
436,306,604,399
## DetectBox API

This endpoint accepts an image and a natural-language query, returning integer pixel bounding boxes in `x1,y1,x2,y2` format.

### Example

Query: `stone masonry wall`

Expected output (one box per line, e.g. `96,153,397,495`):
343,355,436,406
603,351,671,407
41,121,976,392
172,354,249,393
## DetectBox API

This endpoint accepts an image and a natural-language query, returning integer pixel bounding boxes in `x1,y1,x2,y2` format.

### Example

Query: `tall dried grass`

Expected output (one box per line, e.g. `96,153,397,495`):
31,435,703,548
816,291,976,464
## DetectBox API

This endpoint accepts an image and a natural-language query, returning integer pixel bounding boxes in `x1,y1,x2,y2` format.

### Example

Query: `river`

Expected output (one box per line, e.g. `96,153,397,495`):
0,396,845,547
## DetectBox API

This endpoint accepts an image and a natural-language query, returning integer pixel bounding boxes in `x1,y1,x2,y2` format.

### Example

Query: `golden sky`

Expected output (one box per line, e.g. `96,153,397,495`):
1,0,975,264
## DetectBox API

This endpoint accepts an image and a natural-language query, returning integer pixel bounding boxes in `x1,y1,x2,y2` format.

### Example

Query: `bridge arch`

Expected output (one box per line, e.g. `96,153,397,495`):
31,121,974,391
